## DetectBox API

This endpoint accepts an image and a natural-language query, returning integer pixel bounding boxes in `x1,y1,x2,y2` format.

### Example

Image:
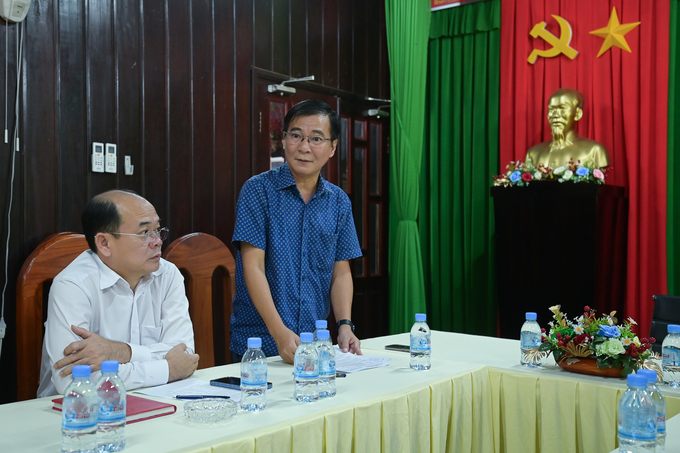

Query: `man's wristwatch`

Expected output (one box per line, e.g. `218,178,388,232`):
336,319,355,333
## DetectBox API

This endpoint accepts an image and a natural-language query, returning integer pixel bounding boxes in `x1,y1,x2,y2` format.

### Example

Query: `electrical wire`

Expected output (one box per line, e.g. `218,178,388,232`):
0,21,25,361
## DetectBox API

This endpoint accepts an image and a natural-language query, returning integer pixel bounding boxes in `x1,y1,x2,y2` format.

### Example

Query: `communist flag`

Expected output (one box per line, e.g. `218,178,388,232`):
499,0,670,336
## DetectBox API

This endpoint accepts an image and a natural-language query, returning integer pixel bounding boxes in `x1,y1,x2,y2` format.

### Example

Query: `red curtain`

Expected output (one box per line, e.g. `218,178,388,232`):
499,0,669,336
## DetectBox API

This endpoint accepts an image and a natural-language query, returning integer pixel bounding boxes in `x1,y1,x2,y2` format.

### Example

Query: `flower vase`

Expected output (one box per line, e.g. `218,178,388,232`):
557,357,624,378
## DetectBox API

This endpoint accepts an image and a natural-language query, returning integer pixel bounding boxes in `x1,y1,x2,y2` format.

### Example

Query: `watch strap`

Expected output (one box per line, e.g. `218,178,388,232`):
336,319,355,332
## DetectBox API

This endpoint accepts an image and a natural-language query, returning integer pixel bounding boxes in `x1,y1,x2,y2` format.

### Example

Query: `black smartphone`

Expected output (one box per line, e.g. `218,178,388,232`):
384,344,410,353
210,376,273,390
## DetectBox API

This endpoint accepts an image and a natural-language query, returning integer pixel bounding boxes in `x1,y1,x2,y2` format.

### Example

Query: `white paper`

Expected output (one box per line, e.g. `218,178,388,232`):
334,347,391,373
134,377,242,401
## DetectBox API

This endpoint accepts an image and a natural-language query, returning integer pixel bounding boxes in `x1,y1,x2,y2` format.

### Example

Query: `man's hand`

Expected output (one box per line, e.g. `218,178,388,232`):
54,325,132,377
273,327,301,364
166,343,200,382
337,324,362,355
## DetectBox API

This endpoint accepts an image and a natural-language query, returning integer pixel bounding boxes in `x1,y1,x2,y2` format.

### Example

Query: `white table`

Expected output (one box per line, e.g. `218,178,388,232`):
1,331,677,453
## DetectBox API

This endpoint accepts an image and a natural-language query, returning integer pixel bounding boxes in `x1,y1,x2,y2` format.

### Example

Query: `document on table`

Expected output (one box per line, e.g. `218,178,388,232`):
334,347,391,373
134,377,242,401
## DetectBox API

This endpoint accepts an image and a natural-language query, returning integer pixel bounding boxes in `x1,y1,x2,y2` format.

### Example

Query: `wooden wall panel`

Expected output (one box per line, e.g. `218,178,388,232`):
0,0,389,403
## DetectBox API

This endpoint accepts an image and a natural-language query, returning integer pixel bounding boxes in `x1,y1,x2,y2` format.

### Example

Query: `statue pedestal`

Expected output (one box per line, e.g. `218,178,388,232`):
491,182,626,338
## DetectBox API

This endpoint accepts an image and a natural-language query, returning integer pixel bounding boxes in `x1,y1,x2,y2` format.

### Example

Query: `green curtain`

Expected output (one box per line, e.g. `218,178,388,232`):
420,0,500,335
669,0,680,296
385,0,430,333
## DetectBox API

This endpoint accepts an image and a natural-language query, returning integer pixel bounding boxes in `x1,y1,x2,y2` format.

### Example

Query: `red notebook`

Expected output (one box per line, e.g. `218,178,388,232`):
52,394,176,424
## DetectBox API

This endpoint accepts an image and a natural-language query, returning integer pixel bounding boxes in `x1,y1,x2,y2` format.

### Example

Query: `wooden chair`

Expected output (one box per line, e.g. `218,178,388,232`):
650,294,680,354
16,232,89,401
163,232,236,368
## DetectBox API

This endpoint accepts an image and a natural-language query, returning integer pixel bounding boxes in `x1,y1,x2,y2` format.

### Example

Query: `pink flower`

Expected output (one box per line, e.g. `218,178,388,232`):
593,169,604,181
522,173,533,182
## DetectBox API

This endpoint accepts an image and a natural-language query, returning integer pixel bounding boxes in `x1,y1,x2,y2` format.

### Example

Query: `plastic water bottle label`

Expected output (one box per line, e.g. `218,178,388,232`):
294,362,319,379
62,398,98,430
99,397,125,422
618,420,657,441
521,332,541,349
657,411,666,434
410,335,431,352
662,347,679,366
242,363,268,386
319,351,335,377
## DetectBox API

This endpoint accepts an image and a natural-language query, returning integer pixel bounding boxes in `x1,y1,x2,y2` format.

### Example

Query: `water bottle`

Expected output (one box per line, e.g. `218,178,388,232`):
315,329,336,398
617,373,657,453
638,369,666,452
410,313,431,370
240,337,268,411
62,365,99,453
293,332,319,402
314,320,327,342
96,361,126,453
662,324,680,387
520,312,542,367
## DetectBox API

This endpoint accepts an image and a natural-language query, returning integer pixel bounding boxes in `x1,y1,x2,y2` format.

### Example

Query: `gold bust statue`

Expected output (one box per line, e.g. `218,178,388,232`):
525,88,610,169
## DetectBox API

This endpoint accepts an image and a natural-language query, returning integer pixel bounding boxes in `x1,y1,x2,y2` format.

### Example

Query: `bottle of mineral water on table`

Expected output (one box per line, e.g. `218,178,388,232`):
637,369,666,452
294,332,319,402
96,360,126,452
617,373,656,453
314,319,327,342
241,337,268,411
662,324,680,387
520,312,542,367
410,313,431,370
62,365,98,453
315,329,336,398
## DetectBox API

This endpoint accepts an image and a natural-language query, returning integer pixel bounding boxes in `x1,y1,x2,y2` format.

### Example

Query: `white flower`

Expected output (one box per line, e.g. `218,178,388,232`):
549,305,560,313
573,324,585,334
533,171,542,180
554,166,566,175
627,317,638,325
562,170,573,181
607,317,614,326
633,336,641,347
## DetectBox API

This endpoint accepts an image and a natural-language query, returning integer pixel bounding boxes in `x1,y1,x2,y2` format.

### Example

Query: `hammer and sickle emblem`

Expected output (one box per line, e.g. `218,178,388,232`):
528,15,579,64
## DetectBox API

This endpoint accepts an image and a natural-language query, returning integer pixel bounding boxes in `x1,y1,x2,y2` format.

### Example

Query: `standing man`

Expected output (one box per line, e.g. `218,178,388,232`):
230,99,362,364
38,190,199,397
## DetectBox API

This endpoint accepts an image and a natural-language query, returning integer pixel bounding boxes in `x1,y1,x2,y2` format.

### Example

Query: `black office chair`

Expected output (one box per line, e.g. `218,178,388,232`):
649,294,680,354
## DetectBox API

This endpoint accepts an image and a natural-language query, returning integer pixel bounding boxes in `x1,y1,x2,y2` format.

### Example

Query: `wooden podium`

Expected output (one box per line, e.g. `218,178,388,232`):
491,182,627,339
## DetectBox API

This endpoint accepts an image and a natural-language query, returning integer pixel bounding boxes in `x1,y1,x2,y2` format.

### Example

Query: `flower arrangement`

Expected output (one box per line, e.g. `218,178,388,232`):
492,158,606,187
537,305,656,377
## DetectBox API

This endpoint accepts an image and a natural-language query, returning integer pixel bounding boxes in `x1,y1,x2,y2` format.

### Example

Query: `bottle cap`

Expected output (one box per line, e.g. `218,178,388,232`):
636,369,658,385
668,324,680,334
247,337,262,348
626,374,647,388
415,313,426,322
300,332,313,342
100,360,119,373
315,320,327,329
525,312,537,320
317,329,330,339
72,365,92,379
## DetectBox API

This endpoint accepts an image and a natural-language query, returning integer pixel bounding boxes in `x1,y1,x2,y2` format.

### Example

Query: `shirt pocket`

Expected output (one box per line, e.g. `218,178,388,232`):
141,325,162,345
311,231,338,272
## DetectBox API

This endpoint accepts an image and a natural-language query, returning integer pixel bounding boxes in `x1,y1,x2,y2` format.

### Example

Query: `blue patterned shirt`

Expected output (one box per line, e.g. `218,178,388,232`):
230,163,362,356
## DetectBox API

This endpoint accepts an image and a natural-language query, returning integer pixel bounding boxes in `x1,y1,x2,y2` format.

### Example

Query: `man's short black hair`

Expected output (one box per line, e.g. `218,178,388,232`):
283,99,340,142
81,189,138,253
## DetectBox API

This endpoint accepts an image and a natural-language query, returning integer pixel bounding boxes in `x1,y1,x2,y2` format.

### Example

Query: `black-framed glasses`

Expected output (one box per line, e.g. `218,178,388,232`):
107,227,169,244
284,131,332,147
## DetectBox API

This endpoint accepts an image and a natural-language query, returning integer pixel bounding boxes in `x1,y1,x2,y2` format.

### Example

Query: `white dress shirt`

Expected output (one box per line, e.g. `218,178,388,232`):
37,250,194,397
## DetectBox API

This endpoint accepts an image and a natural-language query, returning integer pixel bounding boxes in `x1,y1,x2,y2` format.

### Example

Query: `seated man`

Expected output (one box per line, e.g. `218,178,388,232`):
230,99,363,364
38,190,199,397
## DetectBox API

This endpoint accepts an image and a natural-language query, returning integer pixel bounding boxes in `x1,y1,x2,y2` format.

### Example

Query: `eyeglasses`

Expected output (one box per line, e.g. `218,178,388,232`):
284,131,332,147
107,227,169,244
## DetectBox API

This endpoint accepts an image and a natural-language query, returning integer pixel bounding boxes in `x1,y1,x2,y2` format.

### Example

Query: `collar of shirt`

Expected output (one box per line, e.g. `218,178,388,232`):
90,251,167,291
273,162,329,199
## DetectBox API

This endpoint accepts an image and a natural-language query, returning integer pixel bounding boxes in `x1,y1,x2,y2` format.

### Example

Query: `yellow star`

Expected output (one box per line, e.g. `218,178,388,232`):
589,7,641,58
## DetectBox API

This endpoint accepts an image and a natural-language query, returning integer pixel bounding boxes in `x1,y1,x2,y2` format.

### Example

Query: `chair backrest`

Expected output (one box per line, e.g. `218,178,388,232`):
163,232,236,368
16,232,89,401
650,294,680,354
